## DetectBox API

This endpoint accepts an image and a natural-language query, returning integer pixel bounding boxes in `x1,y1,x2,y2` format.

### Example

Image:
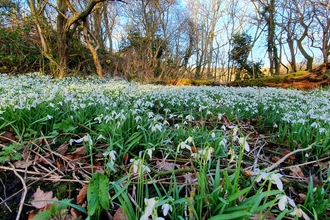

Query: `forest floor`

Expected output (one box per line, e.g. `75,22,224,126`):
0,64,330,220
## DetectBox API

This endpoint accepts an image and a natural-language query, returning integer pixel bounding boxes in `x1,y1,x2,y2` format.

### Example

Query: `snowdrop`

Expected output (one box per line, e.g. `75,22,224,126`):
147,147,155,159
130,158,151,174
177,136,194,153
256,172,283,190
290,207,310,220
161,203,172,216
140,197,164,220
277,195,296,211
238,137,250,152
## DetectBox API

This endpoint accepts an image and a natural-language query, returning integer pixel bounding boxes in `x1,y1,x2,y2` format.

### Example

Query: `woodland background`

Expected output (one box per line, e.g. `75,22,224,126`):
0,0,329,82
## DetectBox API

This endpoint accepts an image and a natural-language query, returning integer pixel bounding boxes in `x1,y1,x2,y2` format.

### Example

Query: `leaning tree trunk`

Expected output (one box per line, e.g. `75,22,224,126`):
83,19,104,79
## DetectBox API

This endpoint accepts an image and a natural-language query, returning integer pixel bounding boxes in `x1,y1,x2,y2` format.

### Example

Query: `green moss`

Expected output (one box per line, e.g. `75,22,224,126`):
231,71,309,87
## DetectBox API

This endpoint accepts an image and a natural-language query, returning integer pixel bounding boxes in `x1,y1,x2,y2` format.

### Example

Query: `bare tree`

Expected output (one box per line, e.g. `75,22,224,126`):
308,0,330,63
28,0,123,78
251,0,280,75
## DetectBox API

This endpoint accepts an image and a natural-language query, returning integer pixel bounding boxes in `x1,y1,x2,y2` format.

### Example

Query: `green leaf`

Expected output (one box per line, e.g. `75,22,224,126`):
87,177,98,216
87,173,110,216
209,211,251,220
98,174,110,211
32,210,51,220
0,155,10,164
53,118,77,132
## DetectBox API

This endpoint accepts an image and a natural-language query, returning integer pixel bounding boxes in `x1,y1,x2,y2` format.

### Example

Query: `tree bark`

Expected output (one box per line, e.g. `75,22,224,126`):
83,19,104,79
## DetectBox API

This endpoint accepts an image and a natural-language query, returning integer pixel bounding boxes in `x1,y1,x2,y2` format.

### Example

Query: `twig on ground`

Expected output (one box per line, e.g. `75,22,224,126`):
0,178,12,212
251,141,267,171
8,162,27,220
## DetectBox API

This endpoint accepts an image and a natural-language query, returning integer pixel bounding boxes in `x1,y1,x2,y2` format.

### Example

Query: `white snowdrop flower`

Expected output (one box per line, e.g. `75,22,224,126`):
69,137,84,146
185,136,193,144
83,134,93,146
169,114,176,119
277,195,296,211
135,115,142,123
49,103,55,108
185,114,194,121
221,125,226,131
147,147,155,159
174,124,179,129
150,123,162,132
147,112,154,118
218,113,224,119
164,108,170,114
219,138,228,147
310,122,320,128
211,132,216,138
290,207,310,220
232,126,239,137
161,203,173,216
177,141,191,153
46,114,53,120
94,115,103,123
140,198,158,220
239,137,250,152
130,158,150,174
257,172,283,191
319,127,326,133
97,134,106,140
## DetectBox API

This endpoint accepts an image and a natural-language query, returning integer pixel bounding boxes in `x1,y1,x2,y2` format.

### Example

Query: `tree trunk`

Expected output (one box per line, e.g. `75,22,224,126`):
83,20,104,79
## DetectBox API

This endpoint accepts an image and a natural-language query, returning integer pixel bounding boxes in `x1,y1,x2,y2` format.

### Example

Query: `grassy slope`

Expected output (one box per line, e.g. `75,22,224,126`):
227,71,309,87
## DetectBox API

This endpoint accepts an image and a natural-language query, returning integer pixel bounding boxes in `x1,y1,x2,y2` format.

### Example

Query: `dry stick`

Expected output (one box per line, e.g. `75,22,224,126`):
0,178,12,212
40,131,55,162
265,144,314,173
8,162,27,220
252,141,267,171
280,156,330,171
0,197,12,212
30,148,64,176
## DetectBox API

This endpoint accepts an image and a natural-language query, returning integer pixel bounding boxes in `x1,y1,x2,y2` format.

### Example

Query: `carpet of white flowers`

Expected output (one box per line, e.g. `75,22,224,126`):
0,73,329,219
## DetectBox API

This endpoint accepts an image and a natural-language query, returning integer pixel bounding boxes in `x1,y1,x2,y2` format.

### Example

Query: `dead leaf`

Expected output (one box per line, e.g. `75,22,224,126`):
271,157,280,163
56,142,69,154
65,147,86,160
123,153,129,164
0,131,17,142
76,185,88,204
251,212,275,220
156,160,175,171
14,160,33,169
22,146,30,160
281,150,296,161
56,159,65,172
27,210,38,220
296,193,306,203
191,146,201,153
288,186,298,195
113,207,129,220
70,208,83,219
35,155,54,165
31,186,55,209
290,166,304,178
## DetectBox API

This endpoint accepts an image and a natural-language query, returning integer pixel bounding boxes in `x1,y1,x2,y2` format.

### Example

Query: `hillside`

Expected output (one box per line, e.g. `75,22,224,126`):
228,63,330,89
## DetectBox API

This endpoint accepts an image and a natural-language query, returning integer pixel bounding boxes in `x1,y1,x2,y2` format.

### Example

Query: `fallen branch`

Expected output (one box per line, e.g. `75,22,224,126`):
8,162,27,220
